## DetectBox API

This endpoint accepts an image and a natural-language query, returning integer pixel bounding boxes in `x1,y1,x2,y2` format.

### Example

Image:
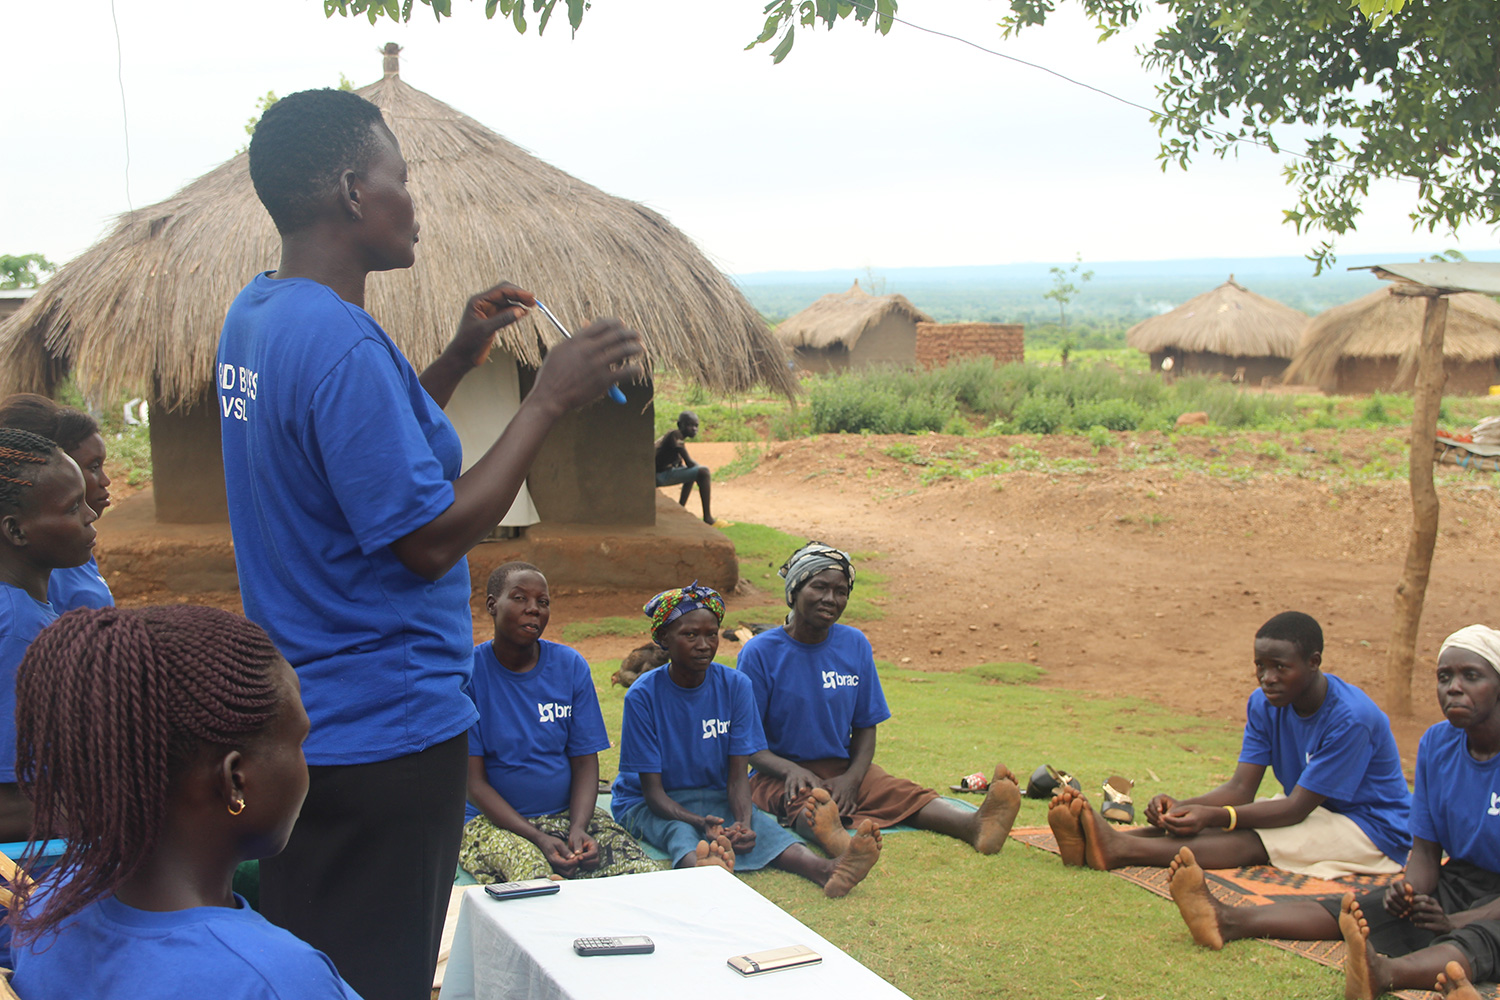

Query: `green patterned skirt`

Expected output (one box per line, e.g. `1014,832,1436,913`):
459,807,662,883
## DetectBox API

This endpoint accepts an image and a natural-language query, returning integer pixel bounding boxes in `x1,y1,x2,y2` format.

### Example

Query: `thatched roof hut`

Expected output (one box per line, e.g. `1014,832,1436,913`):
1126,276,1307,383
1285,285,1500,395
775,281,934,371
0,48,793,526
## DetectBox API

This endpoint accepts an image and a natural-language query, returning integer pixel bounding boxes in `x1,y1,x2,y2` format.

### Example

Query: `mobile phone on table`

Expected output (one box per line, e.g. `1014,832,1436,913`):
727,944,822,976
573,935,655,956
483,878,560,901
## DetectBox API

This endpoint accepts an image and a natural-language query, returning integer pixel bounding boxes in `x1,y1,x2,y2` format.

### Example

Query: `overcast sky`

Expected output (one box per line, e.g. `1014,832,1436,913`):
5,0,1493,276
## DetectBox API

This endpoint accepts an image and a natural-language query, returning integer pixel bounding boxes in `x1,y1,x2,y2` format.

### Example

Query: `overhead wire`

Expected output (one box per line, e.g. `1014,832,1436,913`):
110,0,133,212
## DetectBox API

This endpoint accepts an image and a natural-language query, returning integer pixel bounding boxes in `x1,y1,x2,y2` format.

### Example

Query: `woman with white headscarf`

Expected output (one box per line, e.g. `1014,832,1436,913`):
1165,624,1500,1000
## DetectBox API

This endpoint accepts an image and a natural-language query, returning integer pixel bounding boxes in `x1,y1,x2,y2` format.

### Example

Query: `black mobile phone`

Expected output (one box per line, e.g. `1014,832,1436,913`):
482,878,561,901
572,935,655,956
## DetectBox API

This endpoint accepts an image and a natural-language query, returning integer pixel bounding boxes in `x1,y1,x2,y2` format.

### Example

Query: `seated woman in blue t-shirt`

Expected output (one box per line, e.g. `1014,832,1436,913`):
1050,611,1411,877
460,561,658,883
8,605,360,1000
1165,624,1500,1000
740,543,1021,858
0,393,115,611
611,583,882,898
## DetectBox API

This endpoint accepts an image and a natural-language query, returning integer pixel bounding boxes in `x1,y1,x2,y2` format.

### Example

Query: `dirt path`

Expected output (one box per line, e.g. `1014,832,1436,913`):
666,435,1500,769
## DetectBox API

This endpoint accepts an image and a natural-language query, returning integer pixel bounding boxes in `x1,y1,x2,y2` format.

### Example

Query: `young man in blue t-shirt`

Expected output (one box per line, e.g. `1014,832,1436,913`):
612,584,882,897
739,543,1021,857
1164,624,1500,999
460,562,657,883
1050,611,1410,878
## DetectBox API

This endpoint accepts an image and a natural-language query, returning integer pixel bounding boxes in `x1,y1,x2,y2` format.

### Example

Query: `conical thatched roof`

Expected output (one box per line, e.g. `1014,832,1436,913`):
1285,285,1500,389
1126,277,1307,358
774,281,934,351
0,53,794,408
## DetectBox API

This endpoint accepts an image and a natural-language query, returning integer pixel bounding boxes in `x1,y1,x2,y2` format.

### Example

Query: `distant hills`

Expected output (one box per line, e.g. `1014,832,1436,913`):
734,251,1500,326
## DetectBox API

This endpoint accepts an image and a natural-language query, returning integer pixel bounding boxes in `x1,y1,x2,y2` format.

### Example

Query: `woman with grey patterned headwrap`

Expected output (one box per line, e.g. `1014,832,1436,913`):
737,541,1022,859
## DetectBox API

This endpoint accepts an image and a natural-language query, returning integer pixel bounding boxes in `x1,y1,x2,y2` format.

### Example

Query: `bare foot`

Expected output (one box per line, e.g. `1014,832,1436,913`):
1168,847,1224,950
1048,787,1087,867
693,838,735,872
1076,797,1123,871
797,787,849,858
1436,960,1482,1000
1340,893,1380,1000
973,764,1022,855
824,819,882,898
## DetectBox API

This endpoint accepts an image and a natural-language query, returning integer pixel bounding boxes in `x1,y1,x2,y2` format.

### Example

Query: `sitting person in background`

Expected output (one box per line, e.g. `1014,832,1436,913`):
460,562,658,883
1049,610,1410,877
10,605,360,999
0,394,114,610
1165,625,1500,1000
740,542,1021,856
611,583,881,898
653,410,714,524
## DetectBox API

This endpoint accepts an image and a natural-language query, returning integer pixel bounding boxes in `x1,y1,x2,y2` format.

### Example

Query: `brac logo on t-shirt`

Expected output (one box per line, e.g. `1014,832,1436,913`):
1488,792,1500,817
537,702,573,724
821,670,859,690
701,718,731,740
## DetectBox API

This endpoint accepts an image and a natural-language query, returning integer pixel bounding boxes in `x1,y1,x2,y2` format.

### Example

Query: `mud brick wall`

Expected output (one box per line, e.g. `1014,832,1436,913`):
916,322,1025,369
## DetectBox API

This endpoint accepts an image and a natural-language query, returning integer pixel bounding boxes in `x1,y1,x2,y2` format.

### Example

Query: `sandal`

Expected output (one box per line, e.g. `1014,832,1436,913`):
1024,764,1081,800
1101,775,1135,824
949,771,990,793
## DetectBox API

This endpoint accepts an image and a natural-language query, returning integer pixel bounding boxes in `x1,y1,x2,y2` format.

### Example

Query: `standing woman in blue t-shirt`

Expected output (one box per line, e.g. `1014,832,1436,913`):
1162,624,1500,1000
460,561,658,883
0,394,115,611
0,429,98,843
9,605,362,1000
220,89,642,1000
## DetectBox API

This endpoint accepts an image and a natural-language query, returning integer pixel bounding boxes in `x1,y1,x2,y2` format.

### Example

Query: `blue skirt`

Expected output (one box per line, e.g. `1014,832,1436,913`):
620,788,798,871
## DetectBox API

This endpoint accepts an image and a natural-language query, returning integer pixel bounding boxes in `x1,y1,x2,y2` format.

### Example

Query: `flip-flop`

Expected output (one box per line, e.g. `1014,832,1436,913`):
949,771,990,793
1024,764,1081,800
1100,775,1135,824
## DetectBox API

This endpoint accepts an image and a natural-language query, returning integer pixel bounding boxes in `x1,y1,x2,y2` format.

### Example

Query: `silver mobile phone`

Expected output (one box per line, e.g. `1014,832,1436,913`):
482,878,560,901
727,944,822,976
573,935,655,956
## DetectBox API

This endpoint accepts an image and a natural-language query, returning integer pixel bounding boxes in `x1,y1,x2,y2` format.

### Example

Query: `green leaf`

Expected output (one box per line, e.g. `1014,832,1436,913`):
485,0,499,16
568,0,587,32
512,0,526,31
770,24,796,62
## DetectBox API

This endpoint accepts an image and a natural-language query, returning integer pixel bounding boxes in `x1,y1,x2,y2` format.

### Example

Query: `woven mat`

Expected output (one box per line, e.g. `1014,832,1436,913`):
1009,827,1491,1000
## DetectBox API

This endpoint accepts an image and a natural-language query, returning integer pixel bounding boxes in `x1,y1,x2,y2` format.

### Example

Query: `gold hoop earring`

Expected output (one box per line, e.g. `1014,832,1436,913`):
228,798,246,816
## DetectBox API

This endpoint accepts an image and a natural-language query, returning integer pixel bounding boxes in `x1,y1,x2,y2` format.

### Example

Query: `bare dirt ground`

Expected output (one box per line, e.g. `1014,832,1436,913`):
595,434,1500,770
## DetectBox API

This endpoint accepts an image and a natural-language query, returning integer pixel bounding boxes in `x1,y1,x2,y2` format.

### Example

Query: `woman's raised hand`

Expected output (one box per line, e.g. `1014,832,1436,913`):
453,282,537,367
531,317,644,412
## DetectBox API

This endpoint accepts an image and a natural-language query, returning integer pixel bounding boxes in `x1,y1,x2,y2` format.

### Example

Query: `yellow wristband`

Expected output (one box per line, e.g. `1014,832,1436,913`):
1224,805,1238,832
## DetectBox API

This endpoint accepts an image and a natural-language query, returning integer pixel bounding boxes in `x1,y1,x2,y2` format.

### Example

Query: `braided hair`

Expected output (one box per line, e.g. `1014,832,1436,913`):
10,605,283,937
0,394,99,454
0,428,58,516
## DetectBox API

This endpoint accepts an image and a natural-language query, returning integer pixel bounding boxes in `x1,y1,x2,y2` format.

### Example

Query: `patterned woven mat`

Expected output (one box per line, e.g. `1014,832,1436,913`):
1009,827,1492,1000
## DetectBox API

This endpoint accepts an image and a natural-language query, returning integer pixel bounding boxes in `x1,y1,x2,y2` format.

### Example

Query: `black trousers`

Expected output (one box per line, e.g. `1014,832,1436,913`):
261,733,469,1000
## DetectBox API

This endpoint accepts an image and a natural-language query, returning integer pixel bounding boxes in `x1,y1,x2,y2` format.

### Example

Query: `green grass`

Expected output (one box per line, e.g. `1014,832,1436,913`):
583,657,1339,999
716,521,887,622
559,616,648,642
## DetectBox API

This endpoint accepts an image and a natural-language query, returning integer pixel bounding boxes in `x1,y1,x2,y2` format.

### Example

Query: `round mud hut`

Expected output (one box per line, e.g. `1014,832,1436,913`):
1126,276,1307,383
775,280,934,372
1285,286,1500,395
0,47,793,541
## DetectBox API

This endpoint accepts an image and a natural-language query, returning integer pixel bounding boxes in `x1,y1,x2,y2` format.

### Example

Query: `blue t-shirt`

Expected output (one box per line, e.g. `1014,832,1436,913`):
0,583,57,782
46,556,113,612
737,624,893,763
217,274,477,765
12,893,363,1000
466,639,610,821
611,663,766,821
1410,721,1500,872
1239,673,1411,862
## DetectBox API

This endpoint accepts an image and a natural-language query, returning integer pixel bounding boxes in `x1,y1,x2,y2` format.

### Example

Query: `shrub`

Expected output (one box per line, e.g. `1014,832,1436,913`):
1012,395,1068,435
1070,398,1143,431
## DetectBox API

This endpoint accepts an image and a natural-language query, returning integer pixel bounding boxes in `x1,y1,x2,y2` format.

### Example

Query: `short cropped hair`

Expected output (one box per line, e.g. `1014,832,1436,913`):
1256,611,1324,659
486,561,544,598
0,393,99,453
248,89,390,235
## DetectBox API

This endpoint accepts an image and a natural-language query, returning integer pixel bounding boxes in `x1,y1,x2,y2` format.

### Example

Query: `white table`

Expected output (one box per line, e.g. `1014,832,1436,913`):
441,865,911,1000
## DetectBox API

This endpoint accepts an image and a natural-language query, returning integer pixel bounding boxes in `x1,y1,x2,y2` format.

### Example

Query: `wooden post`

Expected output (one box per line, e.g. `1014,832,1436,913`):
1383,290,1449,717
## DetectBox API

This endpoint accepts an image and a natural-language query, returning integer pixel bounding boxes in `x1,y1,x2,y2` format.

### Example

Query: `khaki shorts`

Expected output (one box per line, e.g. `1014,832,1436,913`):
1253,794,1404,879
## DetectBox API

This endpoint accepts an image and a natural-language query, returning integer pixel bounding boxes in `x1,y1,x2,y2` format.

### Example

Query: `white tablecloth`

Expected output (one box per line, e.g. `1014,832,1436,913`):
441,866,910,1000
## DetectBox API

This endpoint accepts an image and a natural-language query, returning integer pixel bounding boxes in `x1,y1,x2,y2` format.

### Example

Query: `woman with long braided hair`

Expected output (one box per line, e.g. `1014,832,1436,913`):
8,605,361,999
0,428,97,848
0,393,114,611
